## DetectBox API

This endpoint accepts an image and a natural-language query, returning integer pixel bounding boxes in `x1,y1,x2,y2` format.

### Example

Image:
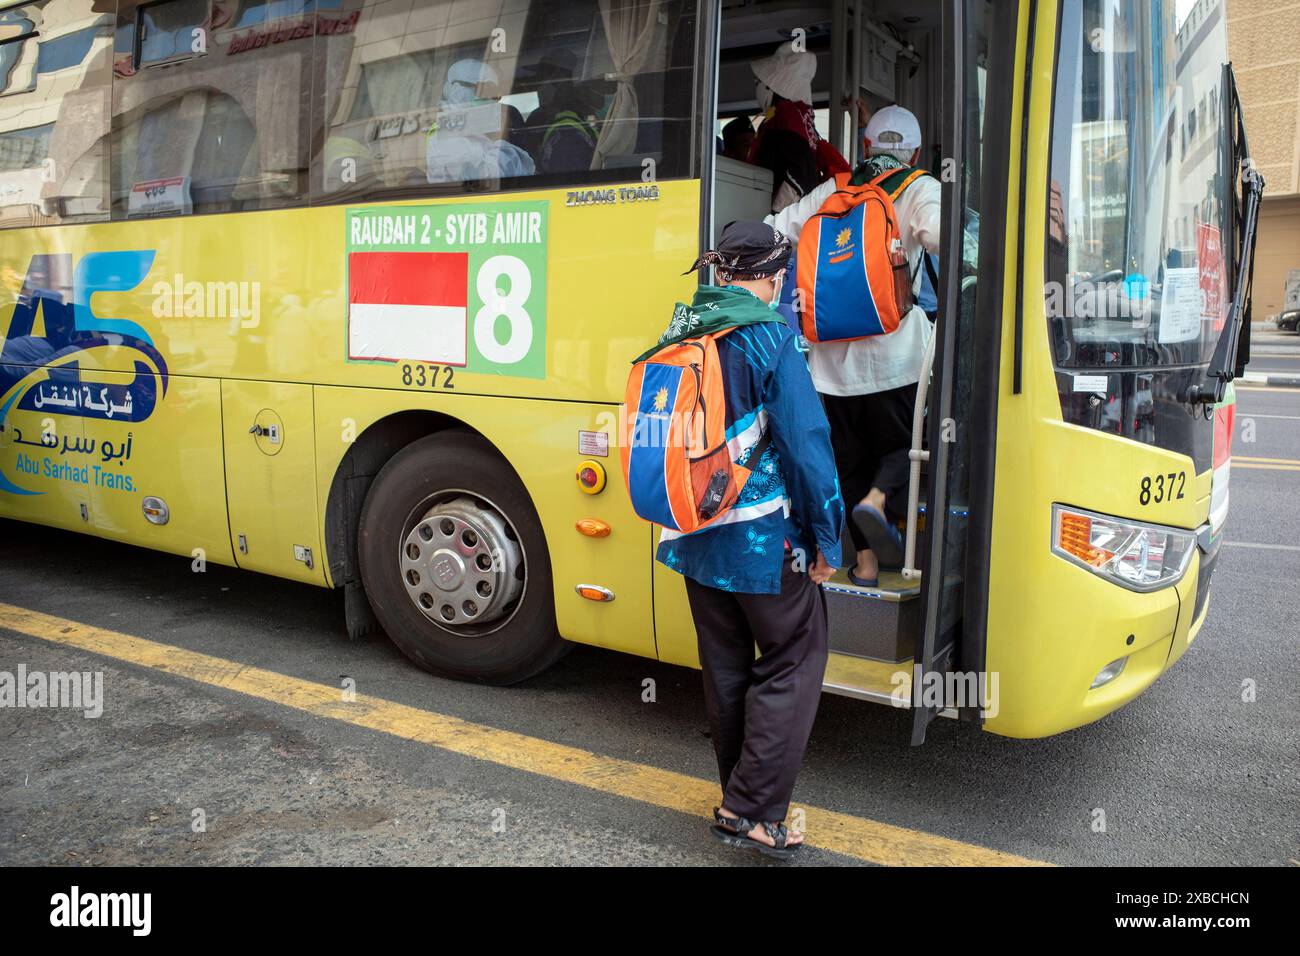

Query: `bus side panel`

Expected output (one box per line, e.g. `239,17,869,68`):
0,364,90,533
81,366,236,568
51,182,701,408
223,379,325,585
653,556,698,668
313,386,656,660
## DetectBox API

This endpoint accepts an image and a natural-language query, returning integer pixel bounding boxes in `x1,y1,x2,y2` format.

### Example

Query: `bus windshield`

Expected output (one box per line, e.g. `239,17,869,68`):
1047,0,1232,370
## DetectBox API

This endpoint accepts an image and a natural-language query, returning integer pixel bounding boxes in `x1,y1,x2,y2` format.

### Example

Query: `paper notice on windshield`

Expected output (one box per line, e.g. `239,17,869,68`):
1158,267,1202,344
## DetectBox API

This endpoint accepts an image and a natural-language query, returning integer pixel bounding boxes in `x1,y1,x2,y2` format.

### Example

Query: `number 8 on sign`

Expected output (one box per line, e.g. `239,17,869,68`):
475,255,532,364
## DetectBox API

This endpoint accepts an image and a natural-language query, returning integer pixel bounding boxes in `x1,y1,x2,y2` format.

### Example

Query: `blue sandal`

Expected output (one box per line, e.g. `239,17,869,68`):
710,807,803,859
846,569,878,588
852,502,905,569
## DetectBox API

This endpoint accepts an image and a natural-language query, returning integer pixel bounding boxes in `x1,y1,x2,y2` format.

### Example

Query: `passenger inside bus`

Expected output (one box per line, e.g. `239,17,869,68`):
746,40,848,211
510,50,613,176
425,59,536,185
720,115,756,162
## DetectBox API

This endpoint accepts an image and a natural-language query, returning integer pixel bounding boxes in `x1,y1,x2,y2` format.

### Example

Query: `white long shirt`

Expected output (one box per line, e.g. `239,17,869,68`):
768,172,942,396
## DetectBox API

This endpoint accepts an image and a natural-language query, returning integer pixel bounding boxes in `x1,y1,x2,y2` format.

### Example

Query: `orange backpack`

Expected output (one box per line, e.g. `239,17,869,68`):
621,329,767,534
796,167,928,342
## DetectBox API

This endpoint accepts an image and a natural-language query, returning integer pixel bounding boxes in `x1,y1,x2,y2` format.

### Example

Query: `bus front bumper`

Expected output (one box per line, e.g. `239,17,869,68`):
984,524,1217,739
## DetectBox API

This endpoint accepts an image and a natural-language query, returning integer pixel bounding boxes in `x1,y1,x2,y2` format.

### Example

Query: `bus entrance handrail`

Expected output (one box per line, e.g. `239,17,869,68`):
902,275,978,581
902,306,938,581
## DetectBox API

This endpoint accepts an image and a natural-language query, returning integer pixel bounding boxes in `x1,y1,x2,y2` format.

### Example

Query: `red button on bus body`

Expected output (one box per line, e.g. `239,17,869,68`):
575,459,606,494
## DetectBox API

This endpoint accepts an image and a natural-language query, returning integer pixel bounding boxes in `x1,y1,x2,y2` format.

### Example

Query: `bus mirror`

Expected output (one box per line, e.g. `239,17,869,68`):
1188,64,1264,407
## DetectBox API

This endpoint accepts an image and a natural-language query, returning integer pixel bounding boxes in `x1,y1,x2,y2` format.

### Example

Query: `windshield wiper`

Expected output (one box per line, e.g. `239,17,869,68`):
1188,64,1265,407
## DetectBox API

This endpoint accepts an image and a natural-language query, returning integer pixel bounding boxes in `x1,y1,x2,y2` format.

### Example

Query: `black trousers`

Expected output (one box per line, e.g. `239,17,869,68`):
684,556,829,822
821,383,917,553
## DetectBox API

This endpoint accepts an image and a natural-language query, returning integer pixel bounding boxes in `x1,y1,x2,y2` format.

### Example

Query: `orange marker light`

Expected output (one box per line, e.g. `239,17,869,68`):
575,518,611,538
1057,512,1113,567
575,584,615,602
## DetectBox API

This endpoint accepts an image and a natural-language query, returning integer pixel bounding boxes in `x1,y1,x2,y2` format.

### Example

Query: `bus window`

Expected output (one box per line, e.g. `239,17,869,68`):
1048,0,1231,369
0,0,112,229
1047,0,1232,445
311,0,697,204
109,0,314,218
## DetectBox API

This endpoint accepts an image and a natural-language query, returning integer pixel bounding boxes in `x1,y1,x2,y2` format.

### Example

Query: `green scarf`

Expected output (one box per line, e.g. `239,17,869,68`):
850,154,932,197
635,284,786,363
850,152,907,186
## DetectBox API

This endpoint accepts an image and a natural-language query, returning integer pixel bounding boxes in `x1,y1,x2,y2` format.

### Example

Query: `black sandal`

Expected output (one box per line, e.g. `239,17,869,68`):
710,806,804,859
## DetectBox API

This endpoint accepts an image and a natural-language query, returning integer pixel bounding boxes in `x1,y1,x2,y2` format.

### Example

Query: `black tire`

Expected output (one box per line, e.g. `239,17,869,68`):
357,430,567,684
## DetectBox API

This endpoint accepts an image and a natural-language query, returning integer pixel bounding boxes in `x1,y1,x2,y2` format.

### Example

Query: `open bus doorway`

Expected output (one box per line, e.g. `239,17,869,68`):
704,0,950,689
709,1,944,243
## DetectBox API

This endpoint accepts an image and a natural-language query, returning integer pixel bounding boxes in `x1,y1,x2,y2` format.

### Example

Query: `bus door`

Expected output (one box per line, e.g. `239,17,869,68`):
703,1,993,707
221,380,325,584
910,0,1008,744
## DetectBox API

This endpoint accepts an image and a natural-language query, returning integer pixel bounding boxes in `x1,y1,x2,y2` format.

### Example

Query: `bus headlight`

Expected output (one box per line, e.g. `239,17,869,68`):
1052,505,1195,593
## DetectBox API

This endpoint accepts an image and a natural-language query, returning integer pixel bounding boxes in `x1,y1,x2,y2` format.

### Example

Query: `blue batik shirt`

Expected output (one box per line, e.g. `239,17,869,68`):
656,318,844,595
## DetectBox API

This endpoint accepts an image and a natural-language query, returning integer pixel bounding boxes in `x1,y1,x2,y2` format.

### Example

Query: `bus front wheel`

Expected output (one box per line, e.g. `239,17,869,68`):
357,431,567,684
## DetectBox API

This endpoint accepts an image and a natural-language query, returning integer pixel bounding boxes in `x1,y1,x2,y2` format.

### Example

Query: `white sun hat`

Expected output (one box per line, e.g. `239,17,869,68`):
751,41,817,105
864,104,922,151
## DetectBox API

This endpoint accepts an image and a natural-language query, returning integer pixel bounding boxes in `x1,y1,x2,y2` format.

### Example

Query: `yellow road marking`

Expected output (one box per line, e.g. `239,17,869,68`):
0,602,1045,867
1234,462,1300,472
1234,456,1300,472
1236,386,1300,394
1235,455,1300,465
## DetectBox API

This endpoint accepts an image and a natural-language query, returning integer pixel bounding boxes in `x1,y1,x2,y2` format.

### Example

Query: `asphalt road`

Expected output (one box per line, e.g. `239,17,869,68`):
1,383,1297,866
1249,327,1300,376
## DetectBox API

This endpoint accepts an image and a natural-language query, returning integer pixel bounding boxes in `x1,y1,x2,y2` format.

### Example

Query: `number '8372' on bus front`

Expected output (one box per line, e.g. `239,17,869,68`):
1139,471,1186,506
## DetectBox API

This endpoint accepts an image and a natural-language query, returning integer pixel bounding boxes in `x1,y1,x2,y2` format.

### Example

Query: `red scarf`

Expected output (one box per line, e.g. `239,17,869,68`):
748,99,849,181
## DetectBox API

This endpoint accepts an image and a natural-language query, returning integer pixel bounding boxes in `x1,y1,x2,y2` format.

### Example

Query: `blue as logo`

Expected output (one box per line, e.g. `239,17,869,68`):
0,250,166,495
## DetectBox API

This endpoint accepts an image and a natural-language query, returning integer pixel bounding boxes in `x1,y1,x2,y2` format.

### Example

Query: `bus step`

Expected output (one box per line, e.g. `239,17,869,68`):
823,570,920,664
823,651,913,706
823,569,920,601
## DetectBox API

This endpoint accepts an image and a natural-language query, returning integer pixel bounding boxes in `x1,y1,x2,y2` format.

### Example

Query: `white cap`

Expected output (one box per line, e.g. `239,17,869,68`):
864,105,922,151
751,42,816,105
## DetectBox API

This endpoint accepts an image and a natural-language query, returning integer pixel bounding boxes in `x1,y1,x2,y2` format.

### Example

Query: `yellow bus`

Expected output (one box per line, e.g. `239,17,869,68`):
0,0,1259,742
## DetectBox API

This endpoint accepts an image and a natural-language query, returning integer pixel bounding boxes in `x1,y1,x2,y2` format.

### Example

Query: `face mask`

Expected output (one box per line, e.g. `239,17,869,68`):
755,79,775,112
443,79,477,106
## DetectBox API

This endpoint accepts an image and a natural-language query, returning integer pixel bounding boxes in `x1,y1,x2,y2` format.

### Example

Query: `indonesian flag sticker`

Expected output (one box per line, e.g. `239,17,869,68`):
348,251,469,365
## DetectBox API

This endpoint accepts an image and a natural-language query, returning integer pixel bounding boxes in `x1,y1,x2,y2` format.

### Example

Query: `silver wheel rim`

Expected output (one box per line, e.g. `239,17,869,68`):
399,491,526,635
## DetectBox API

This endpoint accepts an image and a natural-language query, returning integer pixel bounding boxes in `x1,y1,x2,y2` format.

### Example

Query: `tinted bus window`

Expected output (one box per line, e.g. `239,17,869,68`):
1047,0,1231,369
110,0,314,218
312,0,697,203
0,1,112,229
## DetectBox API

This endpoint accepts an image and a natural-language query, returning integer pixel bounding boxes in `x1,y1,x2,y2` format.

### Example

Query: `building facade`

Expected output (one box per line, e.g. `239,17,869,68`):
1226,0,1300,320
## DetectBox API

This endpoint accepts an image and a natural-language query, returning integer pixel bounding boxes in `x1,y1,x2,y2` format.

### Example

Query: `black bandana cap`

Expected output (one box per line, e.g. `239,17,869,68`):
683,220,792,280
